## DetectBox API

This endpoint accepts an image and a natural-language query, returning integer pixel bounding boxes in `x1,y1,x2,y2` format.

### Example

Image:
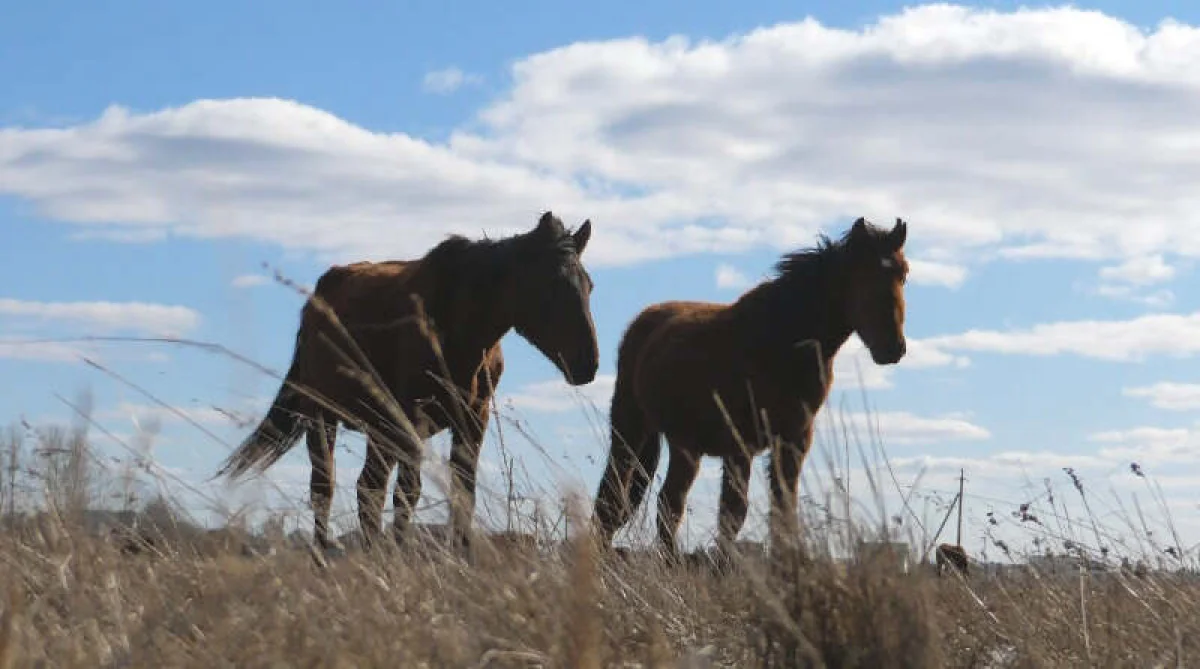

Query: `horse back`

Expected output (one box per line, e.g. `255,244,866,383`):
618,300,729,370
287,259,442,414
618,301,750,444
308,259,425,326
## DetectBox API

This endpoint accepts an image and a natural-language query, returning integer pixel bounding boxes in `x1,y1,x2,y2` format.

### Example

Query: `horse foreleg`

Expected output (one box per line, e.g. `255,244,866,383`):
767,430,809,554
391,446,422,547
448,401,490,556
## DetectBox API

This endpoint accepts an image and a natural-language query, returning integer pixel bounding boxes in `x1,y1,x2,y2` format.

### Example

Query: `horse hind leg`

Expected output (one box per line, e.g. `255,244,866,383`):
767,428,811,556
656,443,701,564
592,379,662,547
447,400,490,558
306,412,340,553
619,428,661,535
391,443,423,548
593,433,663,547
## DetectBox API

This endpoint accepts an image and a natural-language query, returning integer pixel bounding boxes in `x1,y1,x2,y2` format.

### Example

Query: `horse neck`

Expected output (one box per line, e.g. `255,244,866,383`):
732,272,854,369
428,264,514,377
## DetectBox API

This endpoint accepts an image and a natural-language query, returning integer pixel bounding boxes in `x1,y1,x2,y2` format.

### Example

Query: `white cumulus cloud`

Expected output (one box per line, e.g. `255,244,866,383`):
892,450,1110,474
923,310,1200,362
832,337,970,392
1092,283,1176,308
452,6,1200,266
1089,426,1200,466
500,374,617,414
907,259,968,289
1124,382,1200,411
1091,254,1178,305
0,339,94,363
0,298,200,336
827,410,991,445
422,67,482,94
230,274,269,288
3,7,1200,272
714,263,752,290
1100,255,1176,286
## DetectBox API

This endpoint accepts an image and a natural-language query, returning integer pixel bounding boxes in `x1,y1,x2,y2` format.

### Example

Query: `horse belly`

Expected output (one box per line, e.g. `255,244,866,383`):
638,371,764,458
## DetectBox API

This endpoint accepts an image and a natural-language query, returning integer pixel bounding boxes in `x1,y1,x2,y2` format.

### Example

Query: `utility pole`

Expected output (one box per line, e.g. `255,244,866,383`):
956,468,965,546
825,490,834,556
561,495,570,541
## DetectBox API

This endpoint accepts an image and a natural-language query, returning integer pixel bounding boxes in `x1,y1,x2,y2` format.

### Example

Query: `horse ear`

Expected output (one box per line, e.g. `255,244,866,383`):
890,218,907,249
849,216,869,241
536,211,564,236
573,220,592,255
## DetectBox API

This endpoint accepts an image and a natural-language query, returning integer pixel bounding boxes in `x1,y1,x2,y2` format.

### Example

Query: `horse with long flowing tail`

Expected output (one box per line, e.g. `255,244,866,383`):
217,211,600,553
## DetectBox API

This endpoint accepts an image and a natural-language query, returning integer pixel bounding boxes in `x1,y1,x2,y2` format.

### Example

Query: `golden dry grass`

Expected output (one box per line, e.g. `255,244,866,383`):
3,376,1197,667
2,489,1199,668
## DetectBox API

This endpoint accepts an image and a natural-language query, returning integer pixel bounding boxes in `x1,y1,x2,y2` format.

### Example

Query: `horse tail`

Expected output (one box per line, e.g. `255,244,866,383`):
216,331,313,480
608,360,660,489
216,380,309,480
610,306,679,478
594,307,670,536
217,264,363,482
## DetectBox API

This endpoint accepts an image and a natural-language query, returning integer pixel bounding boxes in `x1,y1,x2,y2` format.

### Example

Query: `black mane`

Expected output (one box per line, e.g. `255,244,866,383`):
729,217,896,342
420,217,583,320
773,218,894,283
426,215,581,273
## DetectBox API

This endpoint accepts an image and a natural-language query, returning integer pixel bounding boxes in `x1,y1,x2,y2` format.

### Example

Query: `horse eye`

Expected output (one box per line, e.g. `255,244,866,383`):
880,257,895,270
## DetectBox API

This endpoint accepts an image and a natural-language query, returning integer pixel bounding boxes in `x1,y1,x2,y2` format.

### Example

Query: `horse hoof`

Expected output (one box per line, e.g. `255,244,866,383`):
309,545,330,570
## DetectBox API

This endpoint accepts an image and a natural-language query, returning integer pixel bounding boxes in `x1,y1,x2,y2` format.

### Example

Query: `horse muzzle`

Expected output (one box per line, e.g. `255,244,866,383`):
562,354,599,386
869,338,906,366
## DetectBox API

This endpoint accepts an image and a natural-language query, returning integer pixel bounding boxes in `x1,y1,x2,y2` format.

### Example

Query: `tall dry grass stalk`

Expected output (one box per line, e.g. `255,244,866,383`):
2,405,1199,667
5,270,1197,666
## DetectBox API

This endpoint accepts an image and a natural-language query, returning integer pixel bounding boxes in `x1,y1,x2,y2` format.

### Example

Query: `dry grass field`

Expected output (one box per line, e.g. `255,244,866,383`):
2,415,1198,669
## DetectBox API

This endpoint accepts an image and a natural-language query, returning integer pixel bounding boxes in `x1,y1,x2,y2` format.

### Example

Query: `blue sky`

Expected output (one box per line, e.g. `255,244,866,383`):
4,1,1200,563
